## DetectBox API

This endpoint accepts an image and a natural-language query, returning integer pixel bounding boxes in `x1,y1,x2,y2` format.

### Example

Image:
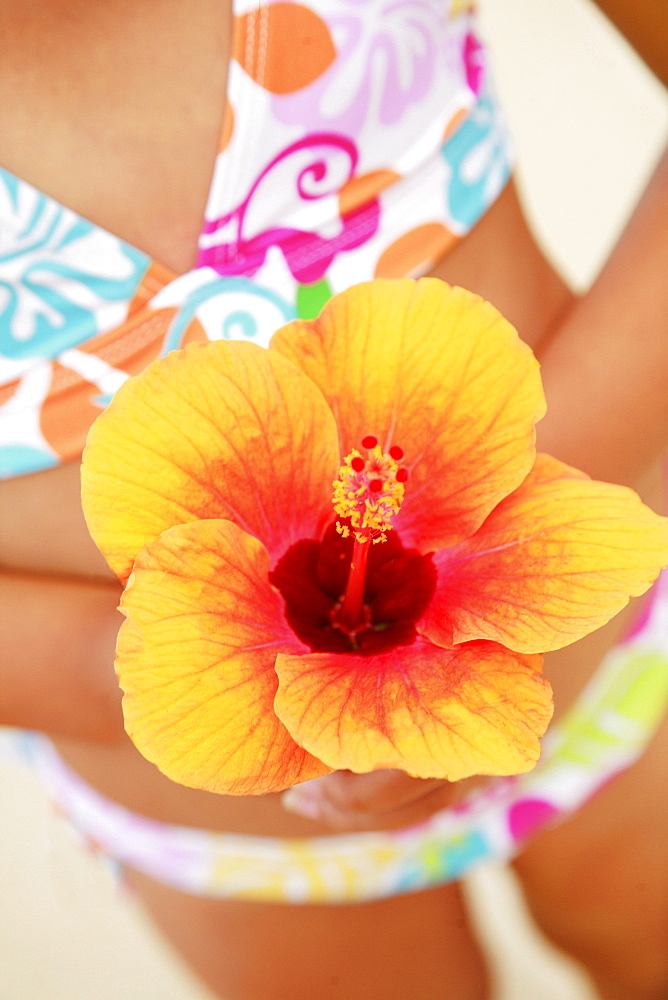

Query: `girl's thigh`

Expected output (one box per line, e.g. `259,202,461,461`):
128,870,489,1000
513,712,668,1000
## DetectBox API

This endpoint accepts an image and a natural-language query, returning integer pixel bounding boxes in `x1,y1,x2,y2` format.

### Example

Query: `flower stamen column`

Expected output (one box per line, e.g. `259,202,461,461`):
332,436,408,640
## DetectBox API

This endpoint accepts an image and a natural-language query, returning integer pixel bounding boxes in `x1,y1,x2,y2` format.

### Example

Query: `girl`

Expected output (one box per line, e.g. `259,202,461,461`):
1,2,666,997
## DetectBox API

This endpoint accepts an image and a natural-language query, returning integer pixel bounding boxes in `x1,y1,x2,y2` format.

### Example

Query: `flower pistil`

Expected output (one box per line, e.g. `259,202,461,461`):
332,436,408,637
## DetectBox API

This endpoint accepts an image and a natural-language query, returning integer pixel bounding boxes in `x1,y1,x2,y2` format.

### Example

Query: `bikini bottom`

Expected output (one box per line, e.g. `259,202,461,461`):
3,570,667,905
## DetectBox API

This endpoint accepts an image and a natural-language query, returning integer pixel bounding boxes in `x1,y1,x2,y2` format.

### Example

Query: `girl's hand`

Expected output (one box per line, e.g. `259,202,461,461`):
282,769,462,831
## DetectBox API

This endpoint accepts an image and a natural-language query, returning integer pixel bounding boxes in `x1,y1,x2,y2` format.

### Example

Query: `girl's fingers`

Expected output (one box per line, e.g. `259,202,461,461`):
282,769,459,831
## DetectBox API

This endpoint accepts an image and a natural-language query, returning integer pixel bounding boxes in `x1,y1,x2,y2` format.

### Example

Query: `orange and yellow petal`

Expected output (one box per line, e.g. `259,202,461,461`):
271,279,545,551
82,340,340,581
422,453,668,654
273,639,552,781
116,518,331,795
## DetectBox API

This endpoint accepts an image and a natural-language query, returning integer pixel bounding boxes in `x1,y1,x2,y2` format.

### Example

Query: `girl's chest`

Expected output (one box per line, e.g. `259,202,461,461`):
0,0,232,273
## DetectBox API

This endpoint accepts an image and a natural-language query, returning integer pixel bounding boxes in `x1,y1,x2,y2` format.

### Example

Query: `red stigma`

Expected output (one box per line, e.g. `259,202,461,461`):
368,479,383,493
389,445,404,460
362,435,378,449
396,468,409,483
351,456,365,472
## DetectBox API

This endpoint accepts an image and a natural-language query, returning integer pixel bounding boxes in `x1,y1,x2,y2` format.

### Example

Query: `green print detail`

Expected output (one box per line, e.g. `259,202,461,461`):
296,279,333,320
549,646,668,768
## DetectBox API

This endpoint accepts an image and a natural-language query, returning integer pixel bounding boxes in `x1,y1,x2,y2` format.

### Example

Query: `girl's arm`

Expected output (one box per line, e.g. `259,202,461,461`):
590,0,668,87
536,145,668,483
0,569,125,742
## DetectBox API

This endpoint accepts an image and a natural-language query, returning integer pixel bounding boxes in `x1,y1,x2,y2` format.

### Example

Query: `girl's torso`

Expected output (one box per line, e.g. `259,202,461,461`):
2,0,623,836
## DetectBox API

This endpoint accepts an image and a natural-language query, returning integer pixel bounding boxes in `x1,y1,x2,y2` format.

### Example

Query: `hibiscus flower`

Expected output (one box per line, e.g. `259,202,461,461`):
81,279,668,795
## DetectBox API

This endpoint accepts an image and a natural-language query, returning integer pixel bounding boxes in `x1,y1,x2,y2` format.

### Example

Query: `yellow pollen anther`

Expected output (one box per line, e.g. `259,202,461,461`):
332,443,405,543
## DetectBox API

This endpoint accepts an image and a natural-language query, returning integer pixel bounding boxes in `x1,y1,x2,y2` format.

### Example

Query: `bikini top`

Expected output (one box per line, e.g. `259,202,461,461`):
0,0,512,479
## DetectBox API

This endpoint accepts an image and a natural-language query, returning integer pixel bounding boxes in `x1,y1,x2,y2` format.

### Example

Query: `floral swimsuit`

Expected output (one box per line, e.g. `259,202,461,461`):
0,0,509,477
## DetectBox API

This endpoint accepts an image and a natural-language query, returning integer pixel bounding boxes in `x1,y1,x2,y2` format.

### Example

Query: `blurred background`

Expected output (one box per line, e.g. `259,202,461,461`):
1,1,667,998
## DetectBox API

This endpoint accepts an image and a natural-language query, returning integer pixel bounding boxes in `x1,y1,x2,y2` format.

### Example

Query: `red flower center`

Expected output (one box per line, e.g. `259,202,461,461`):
269,522,436,656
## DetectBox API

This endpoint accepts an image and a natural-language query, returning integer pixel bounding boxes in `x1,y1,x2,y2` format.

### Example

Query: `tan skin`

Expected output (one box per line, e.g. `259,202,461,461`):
0,1,667,998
